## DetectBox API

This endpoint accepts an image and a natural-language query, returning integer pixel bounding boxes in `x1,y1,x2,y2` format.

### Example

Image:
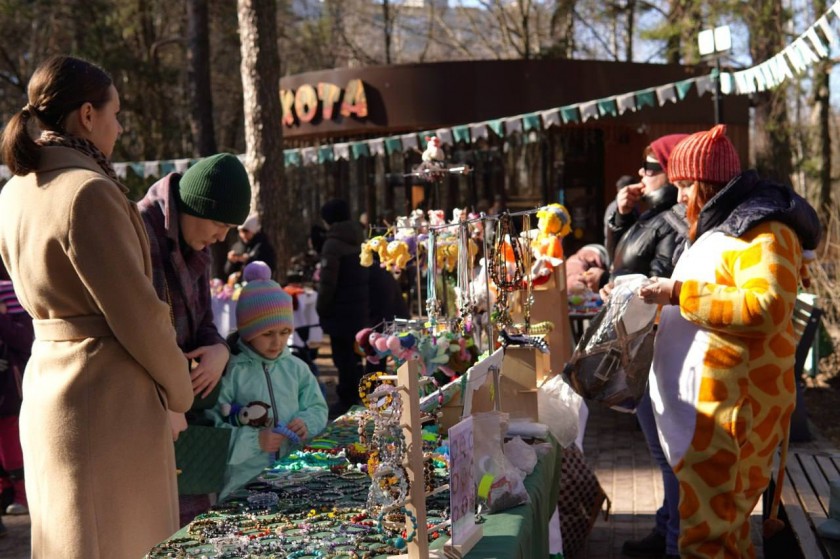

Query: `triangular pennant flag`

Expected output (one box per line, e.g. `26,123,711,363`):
113,163,127,179
695,74,716,96
720,72,734,95
144,161,159,178
579,100,599,122
522,112,541,131
784,44,807,73
635,88,656,109
616,92,636,114
831,0,840,19
733,71,752,95
487,119,504,136
675,78,695,100
470,122,489,140
368,139,385,157
655,84,677,105
540,108,561,128
452,125,471,143
318,145,335,164
560,106,580,123
301,147,318,165
504,117,523,134
758,63,777,89
806,27,829,57
284,149,302,167
350,142,369,159
333,143,350,160
129,162,145,177
597,98,618,118
174,158,190,173
795,37,821,65
159,161,175,176
385,137,403,155
752,67,767,92
817,15,836,45
435,128,454,146
400,133,418,150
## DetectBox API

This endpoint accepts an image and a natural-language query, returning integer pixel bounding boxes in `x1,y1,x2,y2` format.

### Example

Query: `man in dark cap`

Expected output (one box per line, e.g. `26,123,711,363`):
316,199,371,417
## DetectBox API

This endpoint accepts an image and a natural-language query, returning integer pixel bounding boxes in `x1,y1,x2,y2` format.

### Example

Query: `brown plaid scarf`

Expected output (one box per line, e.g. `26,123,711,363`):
36,130,119,183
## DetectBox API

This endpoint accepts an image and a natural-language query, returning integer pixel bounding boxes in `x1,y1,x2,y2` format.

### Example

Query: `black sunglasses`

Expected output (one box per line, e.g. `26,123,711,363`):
642,161,663,176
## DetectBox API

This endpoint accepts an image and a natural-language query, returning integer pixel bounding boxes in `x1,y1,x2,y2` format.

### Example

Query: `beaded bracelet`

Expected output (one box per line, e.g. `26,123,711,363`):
376,506,417,550
274,423,302,445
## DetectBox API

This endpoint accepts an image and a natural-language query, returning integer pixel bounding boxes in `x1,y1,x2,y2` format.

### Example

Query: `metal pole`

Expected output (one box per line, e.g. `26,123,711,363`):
713,57,724,125
482,212,493,353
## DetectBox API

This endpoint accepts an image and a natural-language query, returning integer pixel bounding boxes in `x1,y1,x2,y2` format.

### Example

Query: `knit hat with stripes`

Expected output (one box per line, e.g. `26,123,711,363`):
236,276,293,341
667,124,741,186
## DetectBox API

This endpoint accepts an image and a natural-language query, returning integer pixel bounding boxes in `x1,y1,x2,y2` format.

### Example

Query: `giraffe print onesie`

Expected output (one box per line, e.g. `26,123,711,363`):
649,220,802,559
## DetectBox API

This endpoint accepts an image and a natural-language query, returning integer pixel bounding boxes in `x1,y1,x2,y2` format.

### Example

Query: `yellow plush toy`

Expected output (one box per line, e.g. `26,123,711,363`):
359,240,376,267
534,203,571,260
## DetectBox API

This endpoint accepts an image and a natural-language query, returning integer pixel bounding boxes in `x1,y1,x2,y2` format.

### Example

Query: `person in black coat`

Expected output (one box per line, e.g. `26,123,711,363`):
316,199,371,416
224,213,277,278
603,133,688,559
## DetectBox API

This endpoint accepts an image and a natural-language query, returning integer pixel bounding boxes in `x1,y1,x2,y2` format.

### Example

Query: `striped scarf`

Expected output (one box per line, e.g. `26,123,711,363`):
36,131,119,183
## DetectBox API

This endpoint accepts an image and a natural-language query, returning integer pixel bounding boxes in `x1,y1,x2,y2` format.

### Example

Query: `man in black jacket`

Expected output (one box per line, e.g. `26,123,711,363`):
316,199,371,417
602,134,687,559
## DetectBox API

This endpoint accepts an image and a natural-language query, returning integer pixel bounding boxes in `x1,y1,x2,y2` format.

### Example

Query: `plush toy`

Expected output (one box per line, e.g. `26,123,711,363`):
359,240,376,267
427,210,445,227
220,401,272,428
534,203,571,260
355,327,380,364
385,240,411,271
422,136,445,162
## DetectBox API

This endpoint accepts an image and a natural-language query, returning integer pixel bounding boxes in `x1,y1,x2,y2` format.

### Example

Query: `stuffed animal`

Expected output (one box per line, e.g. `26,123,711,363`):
220,401,272,428
385,240,411,272
422,136,444,162
534,203,571,260
360,240,376,267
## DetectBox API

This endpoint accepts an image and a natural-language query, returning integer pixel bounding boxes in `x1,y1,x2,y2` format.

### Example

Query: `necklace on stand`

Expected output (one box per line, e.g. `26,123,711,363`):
425,228,441,325
521,212,533,334
453,221,474,333
488,212,524,329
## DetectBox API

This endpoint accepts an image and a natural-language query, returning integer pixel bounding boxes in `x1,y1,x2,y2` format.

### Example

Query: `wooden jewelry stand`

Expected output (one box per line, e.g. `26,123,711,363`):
386,359,481,559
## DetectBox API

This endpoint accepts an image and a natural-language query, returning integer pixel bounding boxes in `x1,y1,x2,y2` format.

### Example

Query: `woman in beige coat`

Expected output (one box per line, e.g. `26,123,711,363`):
0,56,194,558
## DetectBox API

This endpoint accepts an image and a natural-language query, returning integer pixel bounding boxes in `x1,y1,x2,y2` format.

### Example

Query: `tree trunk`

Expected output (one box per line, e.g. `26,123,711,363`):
814,0,832,219
748,0,793,185
237,0,294,280
187,0,217,157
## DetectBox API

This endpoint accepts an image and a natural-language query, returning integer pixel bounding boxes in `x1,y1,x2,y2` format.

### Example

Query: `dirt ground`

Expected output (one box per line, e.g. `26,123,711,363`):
801,327,840,446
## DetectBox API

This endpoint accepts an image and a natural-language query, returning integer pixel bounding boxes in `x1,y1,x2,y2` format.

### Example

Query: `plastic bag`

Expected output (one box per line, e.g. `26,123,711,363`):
537,374,583,447
562,274,656,412
472,411,530,513
504,436,538,475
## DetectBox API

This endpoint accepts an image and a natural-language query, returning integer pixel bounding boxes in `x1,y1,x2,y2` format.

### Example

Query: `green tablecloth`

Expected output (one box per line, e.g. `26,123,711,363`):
431,435,562,559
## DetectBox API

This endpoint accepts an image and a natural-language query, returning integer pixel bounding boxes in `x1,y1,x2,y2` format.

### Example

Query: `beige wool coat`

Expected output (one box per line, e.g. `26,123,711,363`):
0,147,194,558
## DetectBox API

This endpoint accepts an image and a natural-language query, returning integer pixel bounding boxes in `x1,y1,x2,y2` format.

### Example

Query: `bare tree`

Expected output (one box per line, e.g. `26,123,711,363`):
237,0,295,279
813,0,832,218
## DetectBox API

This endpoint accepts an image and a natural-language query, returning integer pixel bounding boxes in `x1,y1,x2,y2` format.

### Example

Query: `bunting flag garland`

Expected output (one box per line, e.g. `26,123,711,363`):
4,1,839,182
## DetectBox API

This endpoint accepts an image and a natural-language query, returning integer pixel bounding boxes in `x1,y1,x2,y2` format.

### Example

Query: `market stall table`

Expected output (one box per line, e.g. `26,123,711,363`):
147,410,561,559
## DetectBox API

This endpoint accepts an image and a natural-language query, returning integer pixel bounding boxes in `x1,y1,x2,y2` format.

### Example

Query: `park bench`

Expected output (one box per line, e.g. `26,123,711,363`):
764,296,837,558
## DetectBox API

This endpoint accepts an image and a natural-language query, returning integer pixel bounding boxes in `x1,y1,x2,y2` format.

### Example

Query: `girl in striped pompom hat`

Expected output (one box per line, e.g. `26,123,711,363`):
637,124,822,557
208,261,327,500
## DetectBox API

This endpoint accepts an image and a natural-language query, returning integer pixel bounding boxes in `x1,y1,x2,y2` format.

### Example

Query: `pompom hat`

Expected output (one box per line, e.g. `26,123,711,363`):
667,124,741,186
236,274,293,341
648,133,689,175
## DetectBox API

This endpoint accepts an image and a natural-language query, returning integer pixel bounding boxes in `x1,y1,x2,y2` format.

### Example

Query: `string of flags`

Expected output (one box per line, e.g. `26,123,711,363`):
1,0,839,183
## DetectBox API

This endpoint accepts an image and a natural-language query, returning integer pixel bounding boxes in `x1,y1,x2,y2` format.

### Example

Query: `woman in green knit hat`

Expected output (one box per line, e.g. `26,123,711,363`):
139,153,252,404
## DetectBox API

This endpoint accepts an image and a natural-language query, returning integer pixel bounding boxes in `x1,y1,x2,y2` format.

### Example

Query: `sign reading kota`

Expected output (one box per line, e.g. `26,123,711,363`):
280,79,368,127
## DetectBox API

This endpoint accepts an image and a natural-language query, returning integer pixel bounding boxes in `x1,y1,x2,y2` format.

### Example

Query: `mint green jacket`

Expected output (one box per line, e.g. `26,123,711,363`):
209,340,327,500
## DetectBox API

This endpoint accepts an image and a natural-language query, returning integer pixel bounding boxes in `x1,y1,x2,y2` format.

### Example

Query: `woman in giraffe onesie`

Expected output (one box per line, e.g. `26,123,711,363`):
639,124,821,558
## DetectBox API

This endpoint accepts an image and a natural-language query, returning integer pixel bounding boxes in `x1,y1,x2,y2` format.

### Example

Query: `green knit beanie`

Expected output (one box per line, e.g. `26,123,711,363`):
176,153,252,225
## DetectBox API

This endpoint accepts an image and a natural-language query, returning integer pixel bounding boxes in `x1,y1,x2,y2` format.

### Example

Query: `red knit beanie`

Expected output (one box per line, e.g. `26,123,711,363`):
667,124,741,185
649,134,689,176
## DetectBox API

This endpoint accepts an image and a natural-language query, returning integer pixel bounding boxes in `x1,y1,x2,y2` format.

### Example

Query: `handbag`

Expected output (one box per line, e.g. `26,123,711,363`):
557,445,610,559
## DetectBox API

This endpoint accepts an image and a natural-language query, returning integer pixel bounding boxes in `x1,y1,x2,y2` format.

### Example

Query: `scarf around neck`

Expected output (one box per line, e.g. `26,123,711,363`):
36,130,119,183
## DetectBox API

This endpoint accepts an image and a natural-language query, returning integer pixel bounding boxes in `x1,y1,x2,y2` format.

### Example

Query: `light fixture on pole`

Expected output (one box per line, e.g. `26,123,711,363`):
698,25,731,125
